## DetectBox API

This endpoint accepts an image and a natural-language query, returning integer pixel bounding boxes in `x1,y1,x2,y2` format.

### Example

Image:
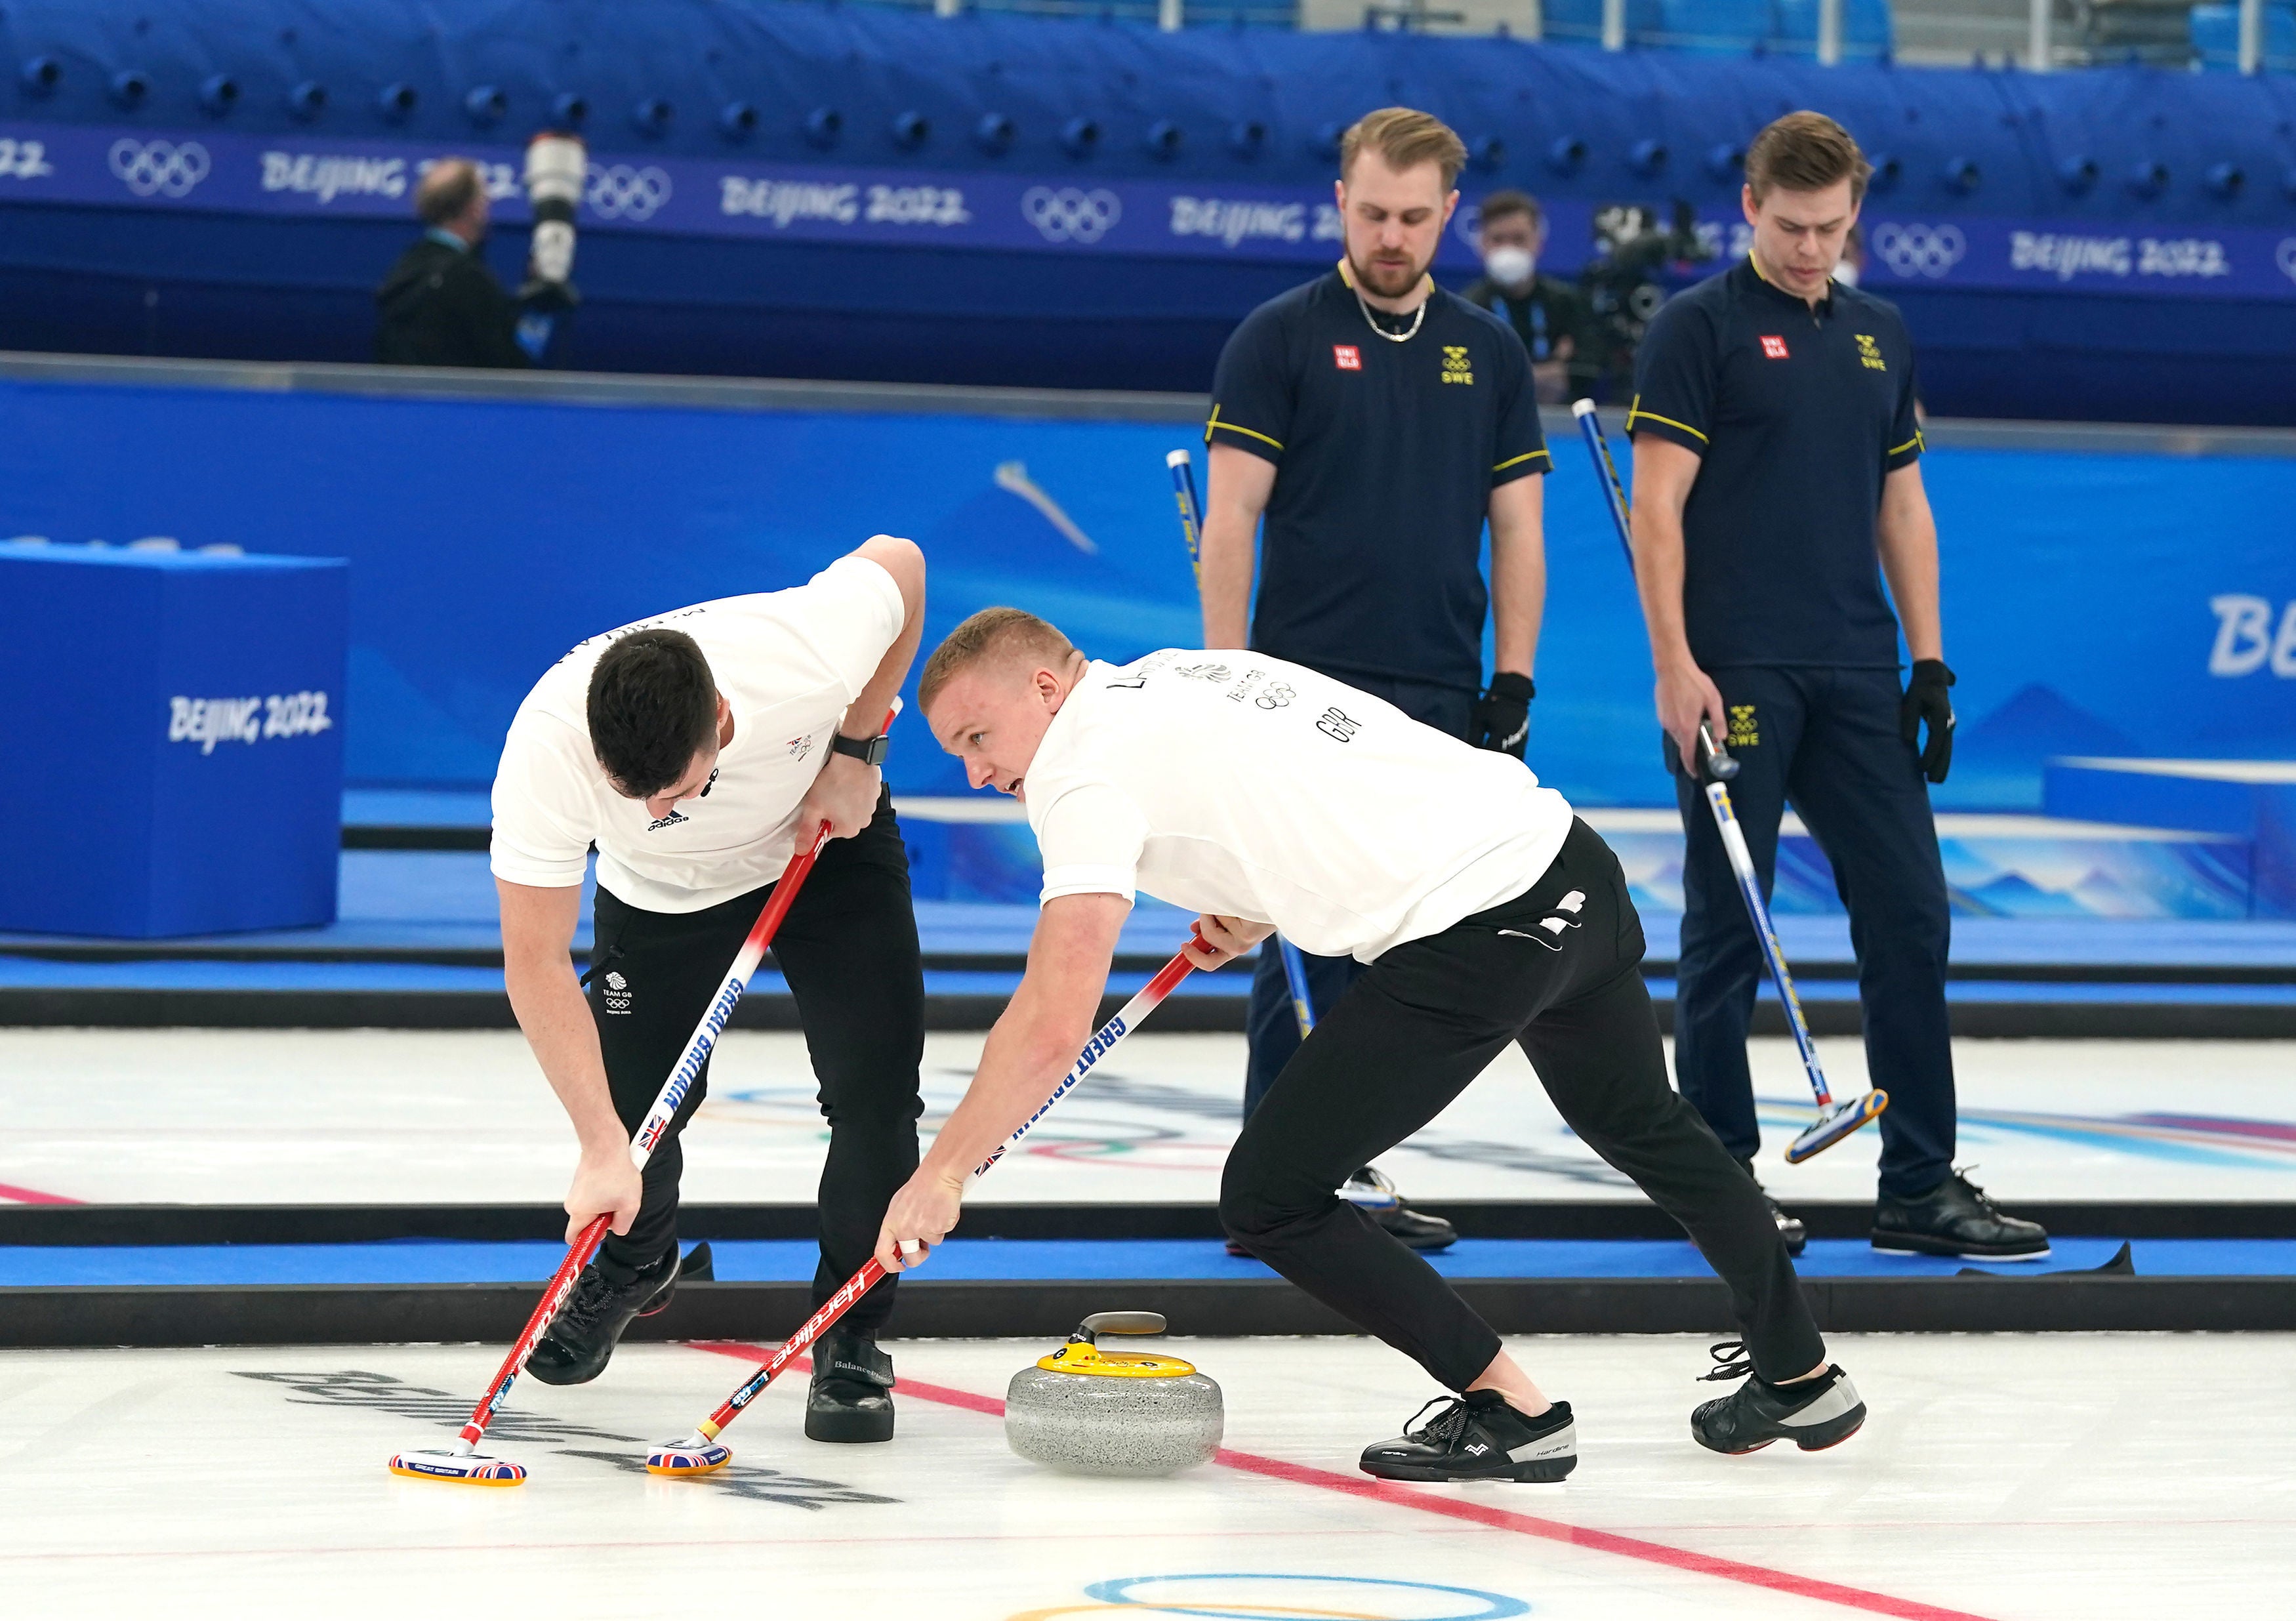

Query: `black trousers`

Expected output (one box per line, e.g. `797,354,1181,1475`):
585,787,925,1336
1674,666,1955,1201
1244,669,1477,1118
1222,817,1826,1392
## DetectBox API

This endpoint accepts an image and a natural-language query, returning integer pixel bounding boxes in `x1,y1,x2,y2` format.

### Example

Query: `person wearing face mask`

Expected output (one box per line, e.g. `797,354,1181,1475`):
1195,108,1551,1253
1460,190,1599,405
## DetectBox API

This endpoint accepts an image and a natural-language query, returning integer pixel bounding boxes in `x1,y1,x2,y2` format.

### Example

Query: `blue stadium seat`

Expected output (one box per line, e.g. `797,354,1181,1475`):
2192,4,2296,71
1543,0,1769,54
1771,0,1894,60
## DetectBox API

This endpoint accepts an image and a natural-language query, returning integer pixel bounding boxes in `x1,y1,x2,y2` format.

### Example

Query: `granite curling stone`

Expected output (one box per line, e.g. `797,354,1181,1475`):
1004,1311,1223,1477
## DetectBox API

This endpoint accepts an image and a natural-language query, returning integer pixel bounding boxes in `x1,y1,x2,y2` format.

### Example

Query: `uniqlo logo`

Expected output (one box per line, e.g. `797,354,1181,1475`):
1759,335,1790,359
1332,344,1362,371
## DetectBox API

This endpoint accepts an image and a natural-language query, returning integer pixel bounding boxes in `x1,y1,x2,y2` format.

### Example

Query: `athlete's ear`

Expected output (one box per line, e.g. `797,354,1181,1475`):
1441,190,1459,229
1741,182,1759,229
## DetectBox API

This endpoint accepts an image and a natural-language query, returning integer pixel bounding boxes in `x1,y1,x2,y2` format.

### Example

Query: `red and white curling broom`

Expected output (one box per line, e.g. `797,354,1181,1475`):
645,943,1200,1475
1572,400,1886,1163
388,703,899,1486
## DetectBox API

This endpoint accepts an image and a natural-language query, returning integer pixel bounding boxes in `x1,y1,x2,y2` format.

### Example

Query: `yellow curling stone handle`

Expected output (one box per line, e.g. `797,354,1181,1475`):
1036,1341,1199,1378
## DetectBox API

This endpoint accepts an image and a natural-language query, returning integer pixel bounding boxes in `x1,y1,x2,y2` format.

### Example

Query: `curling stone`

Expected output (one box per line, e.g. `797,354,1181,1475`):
1004,1311,1222,1477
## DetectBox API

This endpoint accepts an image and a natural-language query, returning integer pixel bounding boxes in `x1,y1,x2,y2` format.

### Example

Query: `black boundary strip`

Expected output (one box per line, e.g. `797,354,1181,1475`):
10,1200,2294,1246
5,987,2295,1037
10,931,2295,987
5,1274,2290,1349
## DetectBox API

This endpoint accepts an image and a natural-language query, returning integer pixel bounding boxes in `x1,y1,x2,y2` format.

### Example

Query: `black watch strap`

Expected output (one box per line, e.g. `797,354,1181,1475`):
830,729,889,768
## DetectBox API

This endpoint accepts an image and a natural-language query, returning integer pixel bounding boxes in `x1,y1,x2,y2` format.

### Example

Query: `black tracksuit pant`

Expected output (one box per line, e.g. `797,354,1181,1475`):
1673,666,1955,1201
584,787,924,1337
1244,669,1477,1117
1221,817,1826,1391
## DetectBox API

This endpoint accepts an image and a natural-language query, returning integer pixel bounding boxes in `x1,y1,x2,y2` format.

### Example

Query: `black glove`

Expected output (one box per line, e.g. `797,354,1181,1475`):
1473,672,1534,758
1899,658,1956,784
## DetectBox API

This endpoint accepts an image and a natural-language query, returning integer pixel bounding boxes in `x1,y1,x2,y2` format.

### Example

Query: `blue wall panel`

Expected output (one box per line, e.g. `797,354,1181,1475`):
3,374,2289,810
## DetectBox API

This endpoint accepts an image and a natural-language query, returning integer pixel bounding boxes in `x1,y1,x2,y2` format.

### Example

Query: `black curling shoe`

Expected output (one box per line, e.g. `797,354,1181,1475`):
526,1246,679,1387
1359,1390,1576,1483
1737,1157,1807,1258
1691,1341,1866,1456
1872,1168,2050,1260
1343,1166,1458,1252
805,1326,896,1443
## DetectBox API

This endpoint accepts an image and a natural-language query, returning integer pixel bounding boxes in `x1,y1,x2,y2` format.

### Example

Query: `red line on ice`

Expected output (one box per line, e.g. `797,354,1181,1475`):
0,1181,78,1205
687,1340,1996,1621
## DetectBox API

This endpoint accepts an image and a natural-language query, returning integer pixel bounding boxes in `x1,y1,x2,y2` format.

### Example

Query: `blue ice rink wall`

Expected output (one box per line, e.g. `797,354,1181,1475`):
1,358,2291,817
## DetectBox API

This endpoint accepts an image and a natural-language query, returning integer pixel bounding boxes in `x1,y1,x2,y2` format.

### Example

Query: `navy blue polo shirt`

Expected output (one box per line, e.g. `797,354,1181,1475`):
1627,258,1924,670
1206,268,1549,693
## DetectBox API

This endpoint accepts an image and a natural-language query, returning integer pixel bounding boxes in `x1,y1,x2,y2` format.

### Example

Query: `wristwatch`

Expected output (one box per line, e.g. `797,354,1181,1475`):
829,729,889,768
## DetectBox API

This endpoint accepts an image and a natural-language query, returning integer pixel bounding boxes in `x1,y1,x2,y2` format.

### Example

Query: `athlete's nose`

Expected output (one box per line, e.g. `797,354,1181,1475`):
967,758,994,790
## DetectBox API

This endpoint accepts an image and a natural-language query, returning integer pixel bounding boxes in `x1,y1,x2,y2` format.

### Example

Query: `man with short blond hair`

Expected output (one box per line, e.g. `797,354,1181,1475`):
1628,110,2045,1262
874,611,1864,1481
1196,108,1551,1241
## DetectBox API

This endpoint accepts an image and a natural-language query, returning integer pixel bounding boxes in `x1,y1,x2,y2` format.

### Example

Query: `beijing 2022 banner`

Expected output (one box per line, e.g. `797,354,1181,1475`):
6,117,2296,298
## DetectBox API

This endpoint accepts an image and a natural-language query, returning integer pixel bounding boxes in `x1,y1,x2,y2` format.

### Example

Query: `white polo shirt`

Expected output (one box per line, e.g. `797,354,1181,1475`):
1024,650,1575,962
489,554,903,914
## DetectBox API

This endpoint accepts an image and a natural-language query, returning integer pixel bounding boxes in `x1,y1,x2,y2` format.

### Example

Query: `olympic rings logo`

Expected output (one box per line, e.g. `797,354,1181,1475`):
586,163,671,221
1023,186,1120,245
1872,222,1966,279
108,138,211,198
2276,238,2296,286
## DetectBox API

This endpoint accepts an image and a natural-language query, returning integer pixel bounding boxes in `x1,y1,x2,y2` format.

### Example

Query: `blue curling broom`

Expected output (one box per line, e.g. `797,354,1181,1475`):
1572,401,1886,1164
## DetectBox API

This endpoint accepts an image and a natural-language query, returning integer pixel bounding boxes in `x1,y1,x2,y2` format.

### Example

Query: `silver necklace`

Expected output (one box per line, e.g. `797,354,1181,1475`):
1353,277,1429,343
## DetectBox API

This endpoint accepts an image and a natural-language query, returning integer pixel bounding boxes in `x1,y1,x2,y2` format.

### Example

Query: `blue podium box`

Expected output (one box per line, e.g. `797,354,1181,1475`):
0,543,348,937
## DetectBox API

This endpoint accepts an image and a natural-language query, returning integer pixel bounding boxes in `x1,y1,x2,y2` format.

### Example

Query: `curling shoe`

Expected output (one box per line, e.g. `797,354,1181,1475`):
1737,1158,1807,1258
805,1326,896,1443
526,1245,678,1387
1343,1166,1458,1252
1873,1168,2050,1260
1359,1390,1576,1483
1691,1341,1866,1455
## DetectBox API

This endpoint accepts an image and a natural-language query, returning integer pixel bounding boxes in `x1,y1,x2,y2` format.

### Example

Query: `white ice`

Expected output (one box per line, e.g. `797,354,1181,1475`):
1,1030,2293,1206
0,1332,2288,1619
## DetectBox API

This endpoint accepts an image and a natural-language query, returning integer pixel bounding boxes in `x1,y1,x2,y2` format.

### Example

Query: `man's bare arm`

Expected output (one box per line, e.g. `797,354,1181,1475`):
841,535,927,740
796,535,930,841
1200,445,1277,650
1486,473,1546,680
498,877,640,1242
1876,462,1944,663
874,892,1130,1265
1628,434,1727,762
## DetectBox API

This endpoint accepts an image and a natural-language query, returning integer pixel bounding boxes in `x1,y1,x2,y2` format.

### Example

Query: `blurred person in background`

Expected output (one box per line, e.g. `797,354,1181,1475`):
1460,191,1599,405
375,155,575,369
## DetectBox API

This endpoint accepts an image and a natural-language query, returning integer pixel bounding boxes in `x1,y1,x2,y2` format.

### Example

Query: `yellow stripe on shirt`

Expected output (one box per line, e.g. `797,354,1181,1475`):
1204,403,1284,451
1625,396,1710,444
1493,449,1553,474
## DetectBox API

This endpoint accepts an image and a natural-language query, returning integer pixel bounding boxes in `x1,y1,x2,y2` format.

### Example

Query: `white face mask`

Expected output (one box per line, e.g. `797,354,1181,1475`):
1483,245,1535,288
1833,258,1860,287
